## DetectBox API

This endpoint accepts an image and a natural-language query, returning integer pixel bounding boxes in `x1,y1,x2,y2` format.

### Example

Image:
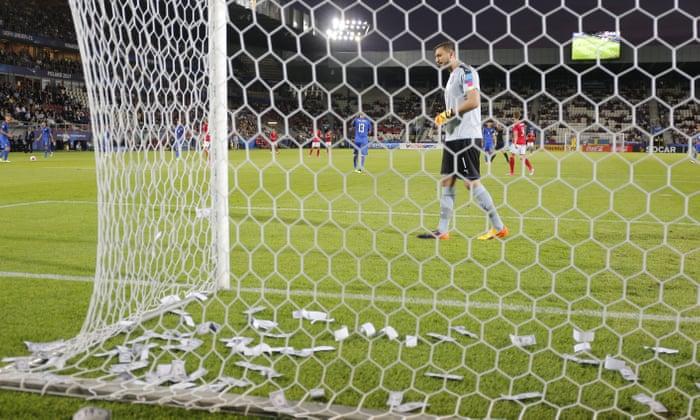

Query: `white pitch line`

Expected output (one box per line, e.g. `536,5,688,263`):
0,200,697,227
1,271,698,324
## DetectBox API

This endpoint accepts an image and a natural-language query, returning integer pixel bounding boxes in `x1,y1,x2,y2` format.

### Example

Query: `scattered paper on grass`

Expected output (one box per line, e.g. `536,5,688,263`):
573,329,595,343
380,326,398,340
221,337,254,348
187,368,208,381
252,318,277,331
500,392,543,401
392,402,428,413
235,361,281,378
510,334,536,347
425,372,463,381
405,336,418,348
185,291,208,302
196,322,221,335
24,340,66,353
360,322,376,337
292,309,334,323
562,354,600,365
334,326,349,342
163,338,203,352
243,306,266,316
309,388,325,398
154,231,163,241
574,342,592,353
261,332,292,339
170,382,196,390
643,346,679,355
269,390,288,408
387,391,403,407
109,360,148,374
160,295,181,306
451,326,478,339
632,393,668,413
427,333,456,344
604,356,637,381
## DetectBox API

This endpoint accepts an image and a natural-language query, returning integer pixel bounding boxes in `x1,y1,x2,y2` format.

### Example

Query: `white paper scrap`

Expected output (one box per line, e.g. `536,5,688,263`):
334,326,349,342
393,402,428,413
171,360,187,379
387,391,403,407
195,207,211,218
170,382,196,390
405,335,418,348
603,355,626,371
118,351,132,364
644,346,679,355
451,326,478,339
574,342,592,353
243,306,266,316
261,332,293,339
510,334,536,347
243,343,272,357
25,340,66,353
185,291,208,302
220,376,254,388
573,329,595,343
425,372,463,381
160,294,181,306
562,354,600,365
309,388,325,399
427,333,457,343
380,326,399,340
163,338,203,352
292,309,334,324
196,322,221,335
154,231,163,241
221,337,254,348
93,350,119,358
235,361,281,378
187,367,208,381
619,367,638,381
252,318,277,331
360,322,376,337
269,390,288,408
632,393,668,413
500,392,543,401
109,360,148,374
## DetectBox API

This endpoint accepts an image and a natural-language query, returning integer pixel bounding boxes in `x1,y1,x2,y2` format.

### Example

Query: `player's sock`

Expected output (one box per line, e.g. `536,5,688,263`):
353,154,358,169
360,155,366,170
438,186,456,233
508,156,515,174
525,158,533,171
473,185,504,231
2,150,7,160
316,149,320,157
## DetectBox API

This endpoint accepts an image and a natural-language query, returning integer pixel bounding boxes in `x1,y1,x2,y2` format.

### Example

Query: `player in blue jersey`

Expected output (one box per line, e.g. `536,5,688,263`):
352,112,372,173
692,128,700,163
482,120,496,163
0,114,10,162
174,117,186,158
39,122,54,158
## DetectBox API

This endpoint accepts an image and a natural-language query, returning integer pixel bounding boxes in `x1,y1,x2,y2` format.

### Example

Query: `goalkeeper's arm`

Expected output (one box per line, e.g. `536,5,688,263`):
434,89,480,125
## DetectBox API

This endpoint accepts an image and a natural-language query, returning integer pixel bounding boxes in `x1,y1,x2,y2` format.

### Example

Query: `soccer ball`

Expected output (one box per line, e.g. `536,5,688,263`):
30,156,37,161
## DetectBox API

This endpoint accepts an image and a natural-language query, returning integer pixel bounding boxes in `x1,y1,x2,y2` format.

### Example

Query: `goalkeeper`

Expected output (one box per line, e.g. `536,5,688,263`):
417,41,508,241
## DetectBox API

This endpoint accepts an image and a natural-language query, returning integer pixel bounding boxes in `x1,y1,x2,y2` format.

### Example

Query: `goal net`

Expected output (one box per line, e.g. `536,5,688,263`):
1,0,698,418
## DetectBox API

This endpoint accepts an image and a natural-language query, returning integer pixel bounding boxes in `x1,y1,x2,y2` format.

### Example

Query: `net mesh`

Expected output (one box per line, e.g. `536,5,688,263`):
1,0,699,418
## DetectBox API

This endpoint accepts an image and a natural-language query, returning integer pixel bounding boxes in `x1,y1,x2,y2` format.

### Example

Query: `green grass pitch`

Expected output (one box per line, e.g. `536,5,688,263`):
0,149,698,419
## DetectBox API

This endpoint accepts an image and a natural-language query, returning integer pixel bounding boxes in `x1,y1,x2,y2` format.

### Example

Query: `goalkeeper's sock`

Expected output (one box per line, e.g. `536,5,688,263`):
473,185,504,231
509,156,515,174
438,186,456,233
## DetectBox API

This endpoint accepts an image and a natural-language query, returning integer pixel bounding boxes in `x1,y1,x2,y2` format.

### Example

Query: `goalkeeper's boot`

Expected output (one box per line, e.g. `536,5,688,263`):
417,230,449,240
477,226,509,240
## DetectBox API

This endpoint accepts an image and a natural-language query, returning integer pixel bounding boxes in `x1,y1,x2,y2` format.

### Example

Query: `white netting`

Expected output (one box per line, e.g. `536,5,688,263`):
1,0,699,418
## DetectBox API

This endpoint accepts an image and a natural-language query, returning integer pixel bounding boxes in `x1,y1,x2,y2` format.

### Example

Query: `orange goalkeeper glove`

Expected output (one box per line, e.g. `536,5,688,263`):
434,108,455,125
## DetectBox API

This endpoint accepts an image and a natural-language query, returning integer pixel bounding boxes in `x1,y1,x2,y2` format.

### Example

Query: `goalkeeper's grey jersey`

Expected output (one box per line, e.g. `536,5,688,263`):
443,64,482,141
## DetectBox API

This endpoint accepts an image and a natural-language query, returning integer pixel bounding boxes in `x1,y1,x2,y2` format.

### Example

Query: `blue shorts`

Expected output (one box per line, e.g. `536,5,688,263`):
0,138,8,149
484,141,494,152
354,140,368,156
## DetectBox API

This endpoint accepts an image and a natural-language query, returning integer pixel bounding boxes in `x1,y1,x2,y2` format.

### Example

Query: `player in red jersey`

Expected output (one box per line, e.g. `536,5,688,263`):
269,129,279,155
201,119,211,160
324,130,332,154
309,129,321,157
508,111,534,176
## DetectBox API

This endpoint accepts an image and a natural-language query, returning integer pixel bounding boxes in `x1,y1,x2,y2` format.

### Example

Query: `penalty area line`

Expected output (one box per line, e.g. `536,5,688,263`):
1,271,698,324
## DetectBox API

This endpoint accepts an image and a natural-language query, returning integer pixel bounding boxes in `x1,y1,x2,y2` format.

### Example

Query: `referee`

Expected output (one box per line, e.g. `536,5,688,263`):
417,41,508,241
